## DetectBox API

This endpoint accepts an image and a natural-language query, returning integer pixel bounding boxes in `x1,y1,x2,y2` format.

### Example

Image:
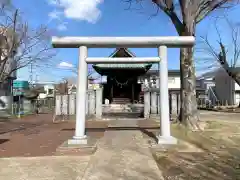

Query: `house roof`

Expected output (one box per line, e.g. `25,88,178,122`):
197,67,240,80
92,48,152,70
197,69,219,80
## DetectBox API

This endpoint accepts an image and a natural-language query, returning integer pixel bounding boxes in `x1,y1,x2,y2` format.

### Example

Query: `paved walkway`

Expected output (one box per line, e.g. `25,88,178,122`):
0,120,163,180
82,120,163,180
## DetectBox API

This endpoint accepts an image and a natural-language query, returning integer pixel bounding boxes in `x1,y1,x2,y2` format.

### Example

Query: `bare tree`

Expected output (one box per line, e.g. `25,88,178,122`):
126,0,238,129
200,17,240,86
58,62,100,80
70,65,96,78
0,3,55,84
55,79,68,95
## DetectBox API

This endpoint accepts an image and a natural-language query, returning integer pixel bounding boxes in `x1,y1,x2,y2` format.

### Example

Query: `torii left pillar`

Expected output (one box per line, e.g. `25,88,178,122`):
68,46,88,144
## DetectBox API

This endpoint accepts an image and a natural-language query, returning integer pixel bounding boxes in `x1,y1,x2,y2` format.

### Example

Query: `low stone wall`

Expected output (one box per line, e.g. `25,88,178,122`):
55,88,103,118
144,88,180,118
55,88,180,119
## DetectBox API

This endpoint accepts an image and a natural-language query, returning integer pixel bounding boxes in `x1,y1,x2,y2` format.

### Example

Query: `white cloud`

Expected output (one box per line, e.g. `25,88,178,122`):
57,23,68,31
58,61,74,68
48,0,60,6
48,10,62,20
47,0,103,23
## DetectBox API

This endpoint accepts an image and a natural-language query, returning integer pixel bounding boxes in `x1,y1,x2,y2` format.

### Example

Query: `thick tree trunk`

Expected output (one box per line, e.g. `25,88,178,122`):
179,47,200,130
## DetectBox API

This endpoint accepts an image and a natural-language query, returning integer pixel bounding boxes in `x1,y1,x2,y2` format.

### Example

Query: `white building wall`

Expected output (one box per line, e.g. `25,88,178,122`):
38,84,55,99
168,76,180,89
234,82,240,105
235,82,240,91
145,76,180,89
39,93,47,99
235,93,240,106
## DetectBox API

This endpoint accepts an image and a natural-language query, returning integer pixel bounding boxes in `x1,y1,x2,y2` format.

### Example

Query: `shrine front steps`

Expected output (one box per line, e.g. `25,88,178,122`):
102,104,144,113
111,98,131,104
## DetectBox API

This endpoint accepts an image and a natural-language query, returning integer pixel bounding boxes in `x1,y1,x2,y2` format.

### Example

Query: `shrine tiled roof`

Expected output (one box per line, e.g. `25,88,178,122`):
92,48,152,69
93,63,151,69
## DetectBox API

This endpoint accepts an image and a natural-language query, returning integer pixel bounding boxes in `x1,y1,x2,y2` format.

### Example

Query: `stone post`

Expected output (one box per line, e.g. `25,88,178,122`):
96,88,102,118
62,95,69,115
68,94,76,115
144,90,150,118
89,90,96,115
55,95,62,116
150,91,157,114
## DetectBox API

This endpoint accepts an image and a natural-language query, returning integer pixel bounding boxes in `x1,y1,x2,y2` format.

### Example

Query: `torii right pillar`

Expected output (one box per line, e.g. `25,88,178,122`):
157,46,177,144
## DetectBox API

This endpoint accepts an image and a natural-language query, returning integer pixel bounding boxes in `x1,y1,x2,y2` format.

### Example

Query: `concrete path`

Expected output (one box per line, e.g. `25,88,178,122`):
82,120,163,180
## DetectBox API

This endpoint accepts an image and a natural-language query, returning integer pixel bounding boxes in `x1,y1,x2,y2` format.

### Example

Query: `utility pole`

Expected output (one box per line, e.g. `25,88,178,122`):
35,74,39,86
28,63,34,87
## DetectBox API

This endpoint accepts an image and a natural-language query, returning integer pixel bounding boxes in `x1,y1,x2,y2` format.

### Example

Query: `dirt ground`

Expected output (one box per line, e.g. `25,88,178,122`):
150,117,240,180
0,113,160,158
0,114,108,157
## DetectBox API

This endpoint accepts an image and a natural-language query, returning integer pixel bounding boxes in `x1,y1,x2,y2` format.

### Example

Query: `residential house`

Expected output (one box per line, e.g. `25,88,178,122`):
36,83,55,99
197,67,240,106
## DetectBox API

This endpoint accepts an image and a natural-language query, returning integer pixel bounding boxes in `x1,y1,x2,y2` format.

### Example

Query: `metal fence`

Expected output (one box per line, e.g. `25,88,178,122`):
12,98,55,116
197,98,236,109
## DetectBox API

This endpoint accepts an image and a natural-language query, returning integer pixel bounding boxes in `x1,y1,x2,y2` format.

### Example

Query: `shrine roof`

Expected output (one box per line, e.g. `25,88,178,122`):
92,48,152,70
94,64,151,68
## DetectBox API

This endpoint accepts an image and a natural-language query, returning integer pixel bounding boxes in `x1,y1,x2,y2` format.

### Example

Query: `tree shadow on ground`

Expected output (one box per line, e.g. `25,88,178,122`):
152,125,240,180
0,139,9,144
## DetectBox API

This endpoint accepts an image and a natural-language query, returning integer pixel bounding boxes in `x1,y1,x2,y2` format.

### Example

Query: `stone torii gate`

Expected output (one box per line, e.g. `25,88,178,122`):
52,36,195,145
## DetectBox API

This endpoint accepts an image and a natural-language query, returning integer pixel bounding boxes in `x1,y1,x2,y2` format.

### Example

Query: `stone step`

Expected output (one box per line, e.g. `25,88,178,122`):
112,98,131,104
103,104,144,113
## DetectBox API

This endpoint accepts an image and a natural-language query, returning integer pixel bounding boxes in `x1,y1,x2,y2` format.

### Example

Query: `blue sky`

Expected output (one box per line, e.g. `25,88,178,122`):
12,0,240,83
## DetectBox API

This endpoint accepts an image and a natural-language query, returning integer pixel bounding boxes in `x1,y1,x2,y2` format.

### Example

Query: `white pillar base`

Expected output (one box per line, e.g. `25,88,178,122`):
68,135,87,145
157,135,178,145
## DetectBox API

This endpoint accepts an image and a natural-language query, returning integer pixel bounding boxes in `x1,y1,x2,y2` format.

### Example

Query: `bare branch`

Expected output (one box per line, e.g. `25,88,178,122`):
196,0,237,23
200,16,240,86
0,5,56,83
152,0,183,34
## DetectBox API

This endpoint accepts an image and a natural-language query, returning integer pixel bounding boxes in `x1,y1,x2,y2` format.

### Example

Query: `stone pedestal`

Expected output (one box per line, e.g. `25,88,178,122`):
157,135,177,145
56,137,97,156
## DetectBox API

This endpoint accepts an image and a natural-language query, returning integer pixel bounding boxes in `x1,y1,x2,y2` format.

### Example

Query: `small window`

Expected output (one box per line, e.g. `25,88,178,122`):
48,89,53,94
